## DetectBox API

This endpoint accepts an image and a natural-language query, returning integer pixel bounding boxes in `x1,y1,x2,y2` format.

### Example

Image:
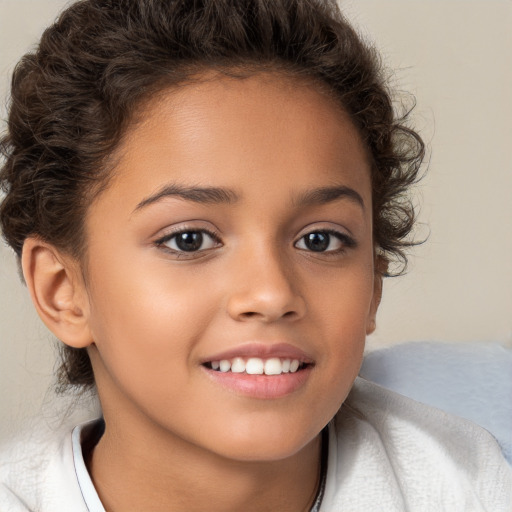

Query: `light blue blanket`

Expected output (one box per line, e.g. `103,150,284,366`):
360,341,512,464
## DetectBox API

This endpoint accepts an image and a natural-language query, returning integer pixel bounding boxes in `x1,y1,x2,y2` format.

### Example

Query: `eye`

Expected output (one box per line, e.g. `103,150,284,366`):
295,230,355,253
156,229,221,253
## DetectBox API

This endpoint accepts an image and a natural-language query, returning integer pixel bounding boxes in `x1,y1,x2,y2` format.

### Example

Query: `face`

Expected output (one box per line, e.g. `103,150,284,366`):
81,73,380,461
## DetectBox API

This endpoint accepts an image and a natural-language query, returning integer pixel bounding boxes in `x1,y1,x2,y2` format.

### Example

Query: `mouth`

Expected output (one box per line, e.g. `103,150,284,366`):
202,357,312,375
200,346,314,399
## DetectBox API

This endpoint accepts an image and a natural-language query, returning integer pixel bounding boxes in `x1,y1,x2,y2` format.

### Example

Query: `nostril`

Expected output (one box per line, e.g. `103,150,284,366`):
238,310,298,321
227,289,306,323
241,311,258,319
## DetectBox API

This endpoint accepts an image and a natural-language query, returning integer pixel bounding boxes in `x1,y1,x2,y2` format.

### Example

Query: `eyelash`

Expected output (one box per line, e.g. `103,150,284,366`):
154,227,356,257
295,229,357,255
154,227,222,257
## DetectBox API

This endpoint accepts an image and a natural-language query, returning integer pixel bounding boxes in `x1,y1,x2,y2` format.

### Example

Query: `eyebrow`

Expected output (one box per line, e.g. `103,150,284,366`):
294,185,365,210
133,183,365,213
134,184,239,212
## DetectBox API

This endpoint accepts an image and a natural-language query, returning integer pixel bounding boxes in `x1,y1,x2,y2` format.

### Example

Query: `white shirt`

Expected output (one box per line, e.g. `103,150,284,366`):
1,378,511,511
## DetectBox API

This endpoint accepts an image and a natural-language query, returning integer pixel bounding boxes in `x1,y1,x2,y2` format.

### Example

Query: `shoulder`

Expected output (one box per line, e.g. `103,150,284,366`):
321,378,512,512
0,420,89,512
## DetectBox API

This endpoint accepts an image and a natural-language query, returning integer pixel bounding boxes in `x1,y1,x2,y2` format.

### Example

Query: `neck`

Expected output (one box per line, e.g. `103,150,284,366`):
87,411,322,512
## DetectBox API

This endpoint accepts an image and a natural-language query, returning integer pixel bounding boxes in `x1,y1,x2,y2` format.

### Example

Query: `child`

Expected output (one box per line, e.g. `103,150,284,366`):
0,0,510,510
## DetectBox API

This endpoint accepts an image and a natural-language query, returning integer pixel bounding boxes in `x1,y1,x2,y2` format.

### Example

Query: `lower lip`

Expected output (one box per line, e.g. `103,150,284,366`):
202,366,312,399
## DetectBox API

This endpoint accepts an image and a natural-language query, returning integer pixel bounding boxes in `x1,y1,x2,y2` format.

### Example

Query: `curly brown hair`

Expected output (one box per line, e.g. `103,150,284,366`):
0,0,424,391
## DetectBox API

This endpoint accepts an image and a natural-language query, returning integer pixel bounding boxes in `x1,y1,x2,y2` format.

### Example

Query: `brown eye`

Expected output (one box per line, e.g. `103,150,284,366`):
157,229,220,253
302,232,330,252
295,230,356,253
174,232,204,252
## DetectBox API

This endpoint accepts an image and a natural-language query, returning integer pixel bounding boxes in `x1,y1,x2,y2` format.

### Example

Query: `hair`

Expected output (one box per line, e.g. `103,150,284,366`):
0,0,424,391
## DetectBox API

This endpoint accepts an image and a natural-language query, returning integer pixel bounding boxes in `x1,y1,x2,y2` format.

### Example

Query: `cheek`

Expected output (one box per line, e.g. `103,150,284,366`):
308,264,374,374
310,261,375,329
85,252,220,384
85,265,212,423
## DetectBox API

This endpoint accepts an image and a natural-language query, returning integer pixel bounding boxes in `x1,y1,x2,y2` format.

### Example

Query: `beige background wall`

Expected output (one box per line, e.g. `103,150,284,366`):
1,0,511,441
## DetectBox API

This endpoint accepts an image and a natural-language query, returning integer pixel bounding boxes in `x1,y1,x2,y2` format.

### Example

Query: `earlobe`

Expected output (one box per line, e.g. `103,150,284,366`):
21,237,93,348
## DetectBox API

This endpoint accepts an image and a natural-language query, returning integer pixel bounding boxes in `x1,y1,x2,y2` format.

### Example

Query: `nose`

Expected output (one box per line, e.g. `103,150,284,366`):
226,246,306,323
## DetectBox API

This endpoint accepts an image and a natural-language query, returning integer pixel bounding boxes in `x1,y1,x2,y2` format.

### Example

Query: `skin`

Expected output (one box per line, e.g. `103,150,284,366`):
23,73,381,512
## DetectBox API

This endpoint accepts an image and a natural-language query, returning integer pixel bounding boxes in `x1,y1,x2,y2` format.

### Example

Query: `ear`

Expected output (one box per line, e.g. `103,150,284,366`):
366,257,386,335
21,237,93,348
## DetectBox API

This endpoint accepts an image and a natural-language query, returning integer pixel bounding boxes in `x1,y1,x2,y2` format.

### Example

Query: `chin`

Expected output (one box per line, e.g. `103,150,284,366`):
200,416,322,463
215,439,315,463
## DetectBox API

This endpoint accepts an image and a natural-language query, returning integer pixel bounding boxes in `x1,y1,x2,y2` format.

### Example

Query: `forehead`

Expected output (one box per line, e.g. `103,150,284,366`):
98,72,372,209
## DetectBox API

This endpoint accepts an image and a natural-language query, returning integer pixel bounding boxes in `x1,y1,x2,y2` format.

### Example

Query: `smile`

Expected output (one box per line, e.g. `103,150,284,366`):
203,357,309,375
201,353,313,399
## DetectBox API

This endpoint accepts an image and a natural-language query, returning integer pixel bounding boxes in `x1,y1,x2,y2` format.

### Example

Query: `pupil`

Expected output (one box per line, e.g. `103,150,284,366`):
176,232,203,251
305,232,329,252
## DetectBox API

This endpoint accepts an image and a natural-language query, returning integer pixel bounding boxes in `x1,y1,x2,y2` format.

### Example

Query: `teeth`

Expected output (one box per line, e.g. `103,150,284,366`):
264,358,282,375
231,357,245,373
246,358,264,375
208,357,305,375
219,360,231,372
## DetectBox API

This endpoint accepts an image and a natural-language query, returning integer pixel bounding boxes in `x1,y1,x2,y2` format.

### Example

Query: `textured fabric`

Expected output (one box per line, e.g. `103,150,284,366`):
320,378,512,511
0,419,88,512
360,341,512,464
1,378,511,511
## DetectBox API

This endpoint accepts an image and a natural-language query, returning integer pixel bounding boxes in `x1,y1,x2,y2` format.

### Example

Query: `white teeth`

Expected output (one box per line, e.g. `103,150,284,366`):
219,360,231,372
246,358,264,375
231,357,245,373
264,358,282,375
210,357,305,375
289,359,300,373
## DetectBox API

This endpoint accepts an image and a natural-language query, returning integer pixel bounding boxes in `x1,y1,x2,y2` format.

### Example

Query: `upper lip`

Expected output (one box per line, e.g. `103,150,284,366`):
201,342,315,364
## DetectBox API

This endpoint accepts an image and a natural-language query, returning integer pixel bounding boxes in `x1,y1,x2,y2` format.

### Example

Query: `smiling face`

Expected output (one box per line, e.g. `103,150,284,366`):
80,73,380,462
